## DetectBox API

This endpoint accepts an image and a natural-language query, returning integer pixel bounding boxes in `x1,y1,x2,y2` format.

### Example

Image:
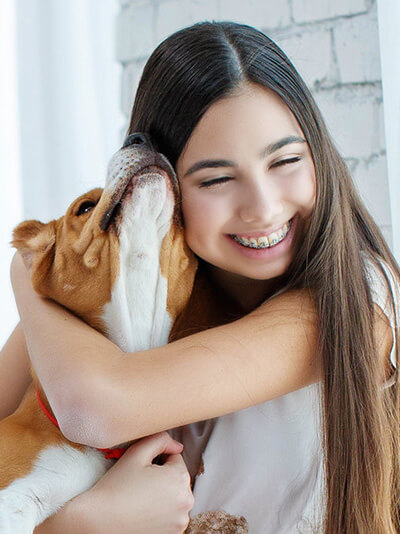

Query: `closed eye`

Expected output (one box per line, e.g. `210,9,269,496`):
271,156,301,168
199,157,302,188
199,176,232,188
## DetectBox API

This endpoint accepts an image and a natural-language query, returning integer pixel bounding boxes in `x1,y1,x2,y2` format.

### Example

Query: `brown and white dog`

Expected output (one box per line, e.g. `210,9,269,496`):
0,133,246,533
0,133,204,533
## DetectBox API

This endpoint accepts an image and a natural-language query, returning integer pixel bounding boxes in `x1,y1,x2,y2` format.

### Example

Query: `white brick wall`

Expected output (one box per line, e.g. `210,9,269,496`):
115,0,392,245
121,59,147,116
352,154,391,226
219,0,290,30
292,0,368,24
314,86,385,159
156,0,218,45
334,11,381,83
274,29,334,90
115,2,154,61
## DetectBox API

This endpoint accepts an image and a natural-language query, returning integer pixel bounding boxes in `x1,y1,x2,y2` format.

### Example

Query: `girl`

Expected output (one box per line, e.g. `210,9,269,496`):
7,21,400,533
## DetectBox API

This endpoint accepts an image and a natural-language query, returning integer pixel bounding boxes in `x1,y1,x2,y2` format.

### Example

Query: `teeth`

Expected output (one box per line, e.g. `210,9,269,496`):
232,219,292,249
258,236,269,246
268,232,279,245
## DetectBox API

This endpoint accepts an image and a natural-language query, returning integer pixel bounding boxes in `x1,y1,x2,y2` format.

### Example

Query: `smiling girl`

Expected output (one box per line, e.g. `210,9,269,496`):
5,21,400,533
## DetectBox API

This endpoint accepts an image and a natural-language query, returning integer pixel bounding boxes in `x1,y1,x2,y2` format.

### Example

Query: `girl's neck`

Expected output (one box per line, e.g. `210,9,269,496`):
202,261,286,314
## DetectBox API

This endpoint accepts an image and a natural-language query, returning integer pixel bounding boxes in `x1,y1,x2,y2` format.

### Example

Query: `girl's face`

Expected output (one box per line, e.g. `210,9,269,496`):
176,82,316,281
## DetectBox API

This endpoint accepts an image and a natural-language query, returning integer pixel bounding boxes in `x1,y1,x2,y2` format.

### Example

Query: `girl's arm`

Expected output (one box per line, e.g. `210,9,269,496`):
0,322,32,420
11,251,321,448
34,497,92,533
11,251,392,449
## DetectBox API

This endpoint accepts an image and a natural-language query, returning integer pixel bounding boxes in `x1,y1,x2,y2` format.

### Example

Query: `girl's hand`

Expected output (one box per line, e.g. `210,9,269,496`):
82,431,194,533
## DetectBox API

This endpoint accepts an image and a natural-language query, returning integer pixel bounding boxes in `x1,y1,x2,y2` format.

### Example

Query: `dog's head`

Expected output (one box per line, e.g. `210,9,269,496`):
12,134,198,337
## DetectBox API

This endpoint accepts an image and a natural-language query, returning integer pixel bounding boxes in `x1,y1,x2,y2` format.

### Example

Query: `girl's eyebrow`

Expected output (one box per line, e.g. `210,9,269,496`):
182,135,306,177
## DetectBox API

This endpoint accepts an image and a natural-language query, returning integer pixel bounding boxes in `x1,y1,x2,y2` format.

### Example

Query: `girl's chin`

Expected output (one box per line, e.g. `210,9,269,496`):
229,264,289,281
205,258,291,282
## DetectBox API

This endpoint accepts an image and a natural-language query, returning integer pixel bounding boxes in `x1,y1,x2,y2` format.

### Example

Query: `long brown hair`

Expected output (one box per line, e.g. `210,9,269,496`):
127,21,400,532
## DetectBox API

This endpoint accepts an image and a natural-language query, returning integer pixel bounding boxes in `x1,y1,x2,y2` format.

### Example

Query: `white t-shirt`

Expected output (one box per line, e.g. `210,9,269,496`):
172,254,399,533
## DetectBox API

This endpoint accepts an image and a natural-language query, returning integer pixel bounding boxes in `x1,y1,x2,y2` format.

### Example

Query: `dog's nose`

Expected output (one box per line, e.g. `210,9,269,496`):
122,132,157,152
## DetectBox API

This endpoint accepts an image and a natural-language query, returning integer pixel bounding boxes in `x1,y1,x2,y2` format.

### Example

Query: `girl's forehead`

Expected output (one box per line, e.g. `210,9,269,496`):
176,84,303,174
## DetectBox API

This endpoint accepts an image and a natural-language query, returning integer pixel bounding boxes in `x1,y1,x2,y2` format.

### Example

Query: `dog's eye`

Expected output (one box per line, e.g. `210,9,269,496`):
76,201,96,216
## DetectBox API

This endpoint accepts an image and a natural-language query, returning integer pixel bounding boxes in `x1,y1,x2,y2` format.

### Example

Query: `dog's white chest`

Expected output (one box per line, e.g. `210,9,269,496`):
101,177,173,353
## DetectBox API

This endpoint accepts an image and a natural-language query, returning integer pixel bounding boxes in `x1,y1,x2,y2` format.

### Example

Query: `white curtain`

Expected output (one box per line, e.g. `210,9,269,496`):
0,0,22,349
377,0,400,262
0,0,124,347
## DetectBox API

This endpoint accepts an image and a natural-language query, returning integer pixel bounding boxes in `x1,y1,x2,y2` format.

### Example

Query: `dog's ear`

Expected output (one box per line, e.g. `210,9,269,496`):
11,219,56,271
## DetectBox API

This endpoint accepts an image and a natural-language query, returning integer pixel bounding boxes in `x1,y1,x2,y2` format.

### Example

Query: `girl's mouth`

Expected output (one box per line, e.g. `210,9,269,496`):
229,218,294,249
226,216,297,260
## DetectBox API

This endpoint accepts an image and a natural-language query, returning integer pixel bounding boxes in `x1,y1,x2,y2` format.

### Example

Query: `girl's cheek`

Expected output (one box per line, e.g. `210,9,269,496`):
287,167,316,215
182,189,224,222
181,192,226,248
181,192,209,234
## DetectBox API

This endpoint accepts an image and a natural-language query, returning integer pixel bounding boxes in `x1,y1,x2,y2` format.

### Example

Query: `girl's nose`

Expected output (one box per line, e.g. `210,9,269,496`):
238,178,283,224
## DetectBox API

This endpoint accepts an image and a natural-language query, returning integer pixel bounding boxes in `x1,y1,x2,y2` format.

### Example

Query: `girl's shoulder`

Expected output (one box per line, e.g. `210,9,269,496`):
361,250,400,387
361,250,400,321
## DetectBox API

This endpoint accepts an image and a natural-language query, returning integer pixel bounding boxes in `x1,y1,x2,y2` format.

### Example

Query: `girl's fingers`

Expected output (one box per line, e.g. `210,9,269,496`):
163,451,187,468
124,431,184,466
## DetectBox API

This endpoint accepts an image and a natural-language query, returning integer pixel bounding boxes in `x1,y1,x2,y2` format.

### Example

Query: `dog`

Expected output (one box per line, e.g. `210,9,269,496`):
0,132,203,532
0,133,248,533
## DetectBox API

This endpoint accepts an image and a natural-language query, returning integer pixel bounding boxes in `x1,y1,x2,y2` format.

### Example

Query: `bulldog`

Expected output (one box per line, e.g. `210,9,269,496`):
0,133,248,533
0,133,204,533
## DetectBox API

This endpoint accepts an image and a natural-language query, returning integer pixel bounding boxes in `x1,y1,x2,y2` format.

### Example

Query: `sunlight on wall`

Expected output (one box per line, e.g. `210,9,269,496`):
377,0,400,262
0,0,22,347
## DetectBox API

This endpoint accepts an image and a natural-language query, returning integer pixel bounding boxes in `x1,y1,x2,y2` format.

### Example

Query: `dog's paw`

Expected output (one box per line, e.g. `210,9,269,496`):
0,500,14,534
0,491,36,534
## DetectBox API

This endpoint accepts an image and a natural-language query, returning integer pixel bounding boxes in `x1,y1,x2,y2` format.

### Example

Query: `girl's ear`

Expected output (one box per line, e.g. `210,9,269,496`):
11,220,56,272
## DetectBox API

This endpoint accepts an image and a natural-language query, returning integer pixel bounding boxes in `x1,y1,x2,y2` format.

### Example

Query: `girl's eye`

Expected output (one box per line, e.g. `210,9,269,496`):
271,156,301,168
199,176,232,188
198,157,301,188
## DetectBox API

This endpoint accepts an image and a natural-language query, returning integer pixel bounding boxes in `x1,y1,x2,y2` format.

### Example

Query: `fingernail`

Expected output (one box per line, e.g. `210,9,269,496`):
174,440,184,448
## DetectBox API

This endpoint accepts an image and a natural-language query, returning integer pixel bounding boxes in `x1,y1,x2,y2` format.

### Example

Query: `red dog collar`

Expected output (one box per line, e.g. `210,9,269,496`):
36,388,127,460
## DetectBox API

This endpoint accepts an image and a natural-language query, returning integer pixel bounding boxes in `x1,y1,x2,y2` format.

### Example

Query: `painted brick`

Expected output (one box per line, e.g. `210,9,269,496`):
120,0,152,6
155,0,218,46
352,154,391,227
275,29,334,90
344,157,359,173
121,60,147,116
219,0,290,30
376,99,386,153
115,2,154,62
314,87,385,159
292,0,368,24
379,226,393,250
334,11,381,83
